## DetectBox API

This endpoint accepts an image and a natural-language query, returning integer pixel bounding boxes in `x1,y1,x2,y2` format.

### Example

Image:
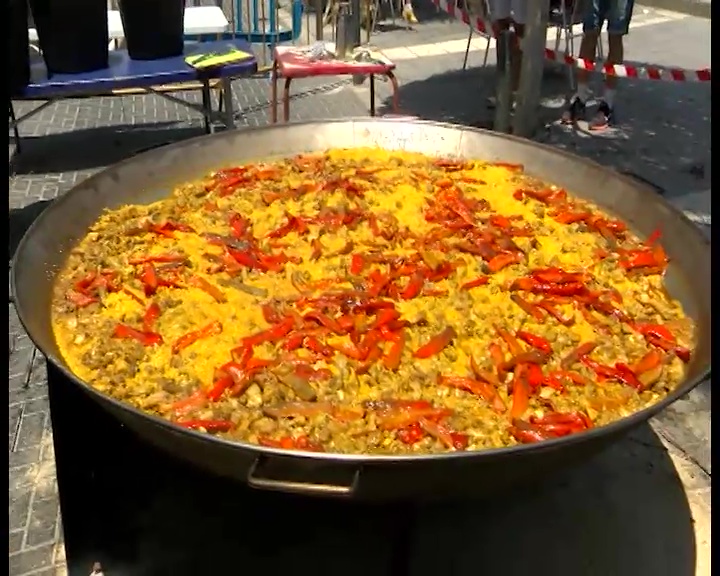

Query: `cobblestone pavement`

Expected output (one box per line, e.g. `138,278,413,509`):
9,5,710,575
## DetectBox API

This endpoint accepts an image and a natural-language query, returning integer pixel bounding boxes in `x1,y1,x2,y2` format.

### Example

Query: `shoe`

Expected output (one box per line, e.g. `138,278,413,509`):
589,101,614,130
402,4,418,23
561,96,586,124
486,94,517,110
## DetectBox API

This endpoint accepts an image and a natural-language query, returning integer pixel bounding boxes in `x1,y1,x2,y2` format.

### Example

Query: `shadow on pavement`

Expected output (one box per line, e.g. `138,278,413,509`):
9,123,207,175
9,200,55,261
381,61,711,200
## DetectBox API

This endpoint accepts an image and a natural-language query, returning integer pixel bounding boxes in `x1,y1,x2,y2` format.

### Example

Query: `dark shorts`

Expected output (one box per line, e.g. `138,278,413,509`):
583,0,635,35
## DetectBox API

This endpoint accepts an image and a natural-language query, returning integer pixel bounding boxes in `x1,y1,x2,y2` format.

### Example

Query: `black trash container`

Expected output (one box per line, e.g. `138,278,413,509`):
28,0,109,75
9,0,31,95
119,0,186,61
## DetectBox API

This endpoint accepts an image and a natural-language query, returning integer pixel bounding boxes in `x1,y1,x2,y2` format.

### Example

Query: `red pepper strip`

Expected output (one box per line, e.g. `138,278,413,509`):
129,253,187,265
510,365,530,420
526,364,544,390
206,375,234,402
140,263,159,296
176,419,234,433
510,294,544,321
350,254,366,275
530,268,587,284
495,326,524,356
302,337,333,356
398,423,424,445
73,272,97,293
229,213,252,239
418,418,469,451
620,250,658,270
437,375,505,414
486,252,521,273
220,362,253,396
634,323,676,343
122,288,145,305
536,300,574,325
227,248,264,271
371,308,401,330
170,390,207,417
646,227,662,245
330,341,365,361
112,323,163,346
489,162,524,171
413,326,457,359
383,330,406,371
632,349,665,375
258,436,294,449
303,311,345,334
401,272,425,300
461,276,490,290
142,302,161,332
282,333,305,351
488,342,505,372
243,318,295,347
188,275,227,303
614,363,645,390
530,412,591,429
510,427,548,443
516,330,552,354
377,407,453,430
172,320,223,354
66,290,99,308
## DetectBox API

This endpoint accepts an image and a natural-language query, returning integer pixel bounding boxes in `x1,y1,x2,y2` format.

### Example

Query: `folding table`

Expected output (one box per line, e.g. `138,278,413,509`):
10,39,258,152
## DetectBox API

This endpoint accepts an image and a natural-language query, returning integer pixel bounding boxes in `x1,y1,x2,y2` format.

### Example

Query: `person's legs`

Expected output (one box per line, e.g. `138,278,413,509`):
561,0,607,123
588,0,634,128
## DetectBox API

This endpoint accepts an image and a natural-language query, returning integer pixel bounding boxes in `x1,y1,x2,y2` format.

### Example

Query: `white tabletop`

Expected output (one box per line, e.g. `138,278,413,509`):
28,6,229,43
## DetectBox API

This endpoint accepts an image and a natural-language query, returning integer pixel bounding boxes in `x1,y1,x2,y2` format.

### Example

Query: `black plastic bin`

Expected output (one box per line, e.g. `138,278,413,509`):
119,0,186,61
9,0,31,95
28,0,109,75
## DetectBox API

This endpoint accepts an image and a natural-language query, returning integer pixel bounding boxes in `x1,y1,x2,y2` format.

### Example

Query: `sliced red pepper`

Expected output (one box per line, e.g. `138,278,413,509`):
188,275,227,303
171,320,223,354
510,294,545,321
486,252,521,273
142,302,161,332
614,362,645,390
170,388,206,413
418,418,468,451
634,323,676,343
461,276,490,290
437,375,505,413
350,254,366,275
66,290,99,308
112,323,163,346
397,423,424,445
140,263,159,296
526,364,544,390
400,272,425,300
510,365,530,420
206,375,234,402
516,330,552,354
413,326,457,359
176,419,234,433
229,213,252,239
303,311,345,334
377,329,403,370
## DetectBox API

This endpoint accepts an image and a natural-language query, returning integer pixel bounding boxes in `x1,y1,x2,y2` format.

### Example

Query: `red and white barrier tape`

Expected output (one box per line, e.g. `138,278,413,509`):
431,0,712,83
544,49,711,82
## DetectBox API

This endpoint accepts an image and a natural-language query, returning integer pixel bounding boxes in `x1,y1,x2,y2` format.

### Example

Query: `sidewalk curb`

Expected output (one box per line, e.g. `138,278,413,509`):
639,0,711,19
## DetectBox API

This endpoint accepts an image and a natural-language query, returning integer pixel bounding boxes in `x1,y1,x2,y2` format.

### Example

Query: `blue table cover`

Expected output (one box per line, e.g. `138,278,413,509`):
19,39,258,99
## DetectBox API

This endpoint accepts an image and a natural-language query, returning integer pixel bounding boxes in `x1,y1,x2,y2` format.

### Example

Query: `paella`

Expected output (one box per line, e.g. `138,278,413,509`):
51,148,695,454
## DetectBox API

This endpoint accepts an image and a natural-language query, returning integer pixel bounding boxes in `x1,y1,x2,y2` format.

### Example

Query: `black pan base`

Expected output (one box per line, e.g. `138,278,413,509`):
47,361,416,576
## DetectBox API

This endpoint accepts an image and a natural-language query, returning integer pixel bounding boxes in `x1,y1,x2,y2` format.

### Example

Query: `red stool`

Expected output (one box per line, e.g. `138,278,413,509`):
271,45,400,123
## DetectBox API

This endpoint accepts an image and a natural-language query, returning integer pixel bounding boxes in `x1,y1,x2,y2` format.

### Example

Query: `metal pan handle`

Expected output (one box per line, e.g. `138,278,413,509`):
246,457,360,497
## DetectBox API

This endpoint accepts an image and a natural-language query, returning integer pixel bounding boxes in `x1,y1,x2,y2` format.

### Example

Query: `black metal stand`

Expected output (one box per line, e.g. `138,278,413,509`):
47,361,417,576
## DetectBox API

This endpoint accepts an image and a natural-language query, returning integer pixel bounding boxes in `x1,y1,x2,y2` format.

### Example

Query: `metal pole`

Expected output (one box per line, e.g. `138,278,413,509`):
512,0,550,137
493,29,513,134
314,0,324,40
349,0,361,48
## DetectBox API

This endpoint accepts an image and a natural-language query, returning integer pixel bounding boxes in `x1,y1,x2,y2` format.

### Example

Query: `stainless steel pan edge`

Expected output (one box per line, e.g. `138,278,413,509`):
12,119,711,498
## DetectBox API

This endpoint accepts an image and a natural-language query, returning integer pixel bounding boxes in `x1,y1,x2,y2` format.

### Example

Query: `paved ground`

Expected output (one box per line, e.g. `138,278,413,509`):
9,4,710,575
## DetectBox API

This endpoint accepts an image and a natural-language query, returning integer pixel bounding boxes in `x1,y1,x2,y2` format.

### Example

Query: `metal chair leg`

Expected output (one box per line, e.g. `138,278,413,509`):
9,103,22,154
462,27,474,70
